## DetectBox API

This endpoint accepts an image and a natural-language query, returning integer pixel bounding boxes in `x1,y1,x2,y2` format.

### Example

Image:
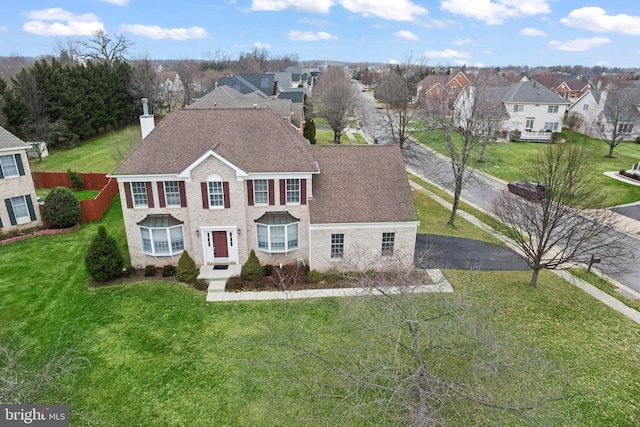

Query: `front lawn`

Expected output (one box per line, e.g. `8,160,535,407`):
1,191,639,425
415,129,640,206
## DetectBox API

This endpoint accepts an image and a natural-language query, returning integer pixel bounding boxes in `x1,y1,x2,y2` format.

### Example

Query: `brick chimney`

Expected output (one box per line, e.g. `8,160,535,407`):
139,98,155,139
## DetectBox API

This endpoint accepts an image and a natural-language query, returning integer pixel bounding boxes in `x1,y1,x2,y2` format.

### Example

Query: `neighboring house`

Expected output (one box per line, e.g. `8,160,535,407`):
0,126,43,234
417,71,472,107
109,108,418,272
216,74,277,97
533,74,594,104
190,85,305,133
490,80,570,141
569,87,640,141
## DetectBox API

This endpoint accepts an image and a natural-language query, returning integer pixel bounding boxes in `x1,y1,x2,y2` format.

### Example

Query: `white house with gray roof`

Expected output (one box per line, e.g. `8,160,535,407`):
0,126,42,234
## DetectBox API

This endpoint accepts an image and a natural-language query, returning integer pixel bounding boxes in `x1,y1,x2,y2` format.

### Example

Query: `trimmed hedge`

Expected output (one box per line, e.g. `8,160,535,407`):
43,187,81,229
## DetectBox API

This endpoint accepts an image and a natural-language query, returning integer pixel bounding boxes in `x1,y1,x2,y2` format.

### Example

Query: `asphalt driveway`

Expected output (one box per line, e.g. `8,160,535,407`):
415,234,530,271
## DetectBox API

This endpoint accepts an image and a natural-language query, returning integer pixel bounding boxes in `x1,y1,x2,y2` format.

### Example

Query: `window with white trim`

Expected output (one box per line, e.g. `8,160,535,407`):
208,181,224,207
164,181,181,206
544,122,559,131
618,123,634,134
131,182,148,207
286,179,300,204
9,196,30,222
140,225,184,256
331,234,344,259
513,104,524,112
253,179,268,205
583,104,589,111
0,155,19,178
256,213,299,253
525,118,534,130
547,105,559,113
381,232,395,257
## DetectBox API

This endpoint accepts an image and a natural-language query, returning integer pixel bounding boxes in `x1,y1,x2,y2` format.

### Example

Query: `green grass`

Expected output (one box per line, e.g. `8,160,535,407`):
351,132,367,144
28,125,139,173
570,268,640,312
2,191,640,425
36,188,100,202
415,129,640,206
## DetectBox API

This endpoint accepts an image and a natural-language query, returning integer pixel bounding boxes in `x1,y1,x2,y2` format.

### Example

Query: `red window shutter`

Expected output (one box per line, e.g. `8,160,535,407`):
268,180,275,205
179,181,187,207
201,182,208,208
280,179,286,205
301,179,307,205
223,182,230,209
145,182,154,208
124,182,133,209
247,180,254,206
157,182,166,208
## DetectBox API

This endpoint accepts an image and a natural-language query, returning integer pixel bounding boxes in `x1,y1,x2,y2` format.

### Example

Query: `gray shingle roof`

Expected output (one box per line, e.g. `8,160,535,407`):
111,108,317,176
188,86,293,119
501,80,570,104
309,145,418,224
0,126,29,151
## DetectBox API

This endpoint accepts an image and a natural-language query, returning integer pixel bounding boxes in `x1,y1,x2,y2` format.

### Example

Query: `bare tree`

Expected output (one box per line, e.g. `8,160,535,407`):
565,110,586,133
375,68,424,150
259,265,571,425
493,144,630,288
79,30,133,66
201,50,232,72
424,70,505,226
128,56,161,112
594,81,640,157
52,39,82,65
107,126,142,163
312,67,358,143
174,59,200,107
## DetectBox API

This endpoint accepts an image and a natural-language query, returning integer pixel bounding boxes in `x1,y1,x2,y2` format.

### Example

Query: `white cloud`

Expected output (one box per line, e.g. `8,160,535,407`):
549,37,611,52
560,7,640,35
23,8,103,36
119,24,208,40
100,0,129,6
388,59,400,64
441,0,550,25
340,0,428,21
255,41,271,48
251,0,335,13
452,38,472,45
394,30,419,41
288,30,337,41
422,48,470,60
0,27,8,33
521,27,547,37
298,17,332,27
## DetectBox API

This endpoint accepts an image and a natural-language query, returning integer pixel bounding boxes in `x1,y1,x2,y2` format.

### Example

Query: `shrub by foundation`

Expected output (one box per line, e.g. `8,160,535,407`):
241,250,262,281
144,265,157,277
177,251,198,284
162,265,175,277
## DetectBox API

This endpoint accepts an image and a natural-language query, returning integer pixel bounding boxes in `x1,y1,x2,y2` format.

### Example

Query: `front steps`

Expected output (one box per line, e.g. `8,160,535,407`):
197,264,242,302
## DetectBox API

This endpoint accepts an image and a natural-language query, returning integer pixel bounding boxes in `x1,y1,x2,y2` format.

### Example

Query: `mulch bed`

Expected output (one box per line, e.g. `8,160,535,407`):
226,264,349,292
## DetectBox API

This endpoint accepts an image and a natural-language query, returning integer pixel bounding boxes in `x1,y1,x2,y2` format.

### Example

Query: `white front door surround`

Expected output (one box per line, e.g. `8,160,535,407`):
201,226,238,265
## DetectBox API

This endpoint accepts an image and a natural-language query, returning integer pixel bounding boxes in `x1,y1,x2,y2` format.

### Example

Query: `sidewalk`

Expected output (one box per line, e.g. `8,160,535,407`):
407,169,640,325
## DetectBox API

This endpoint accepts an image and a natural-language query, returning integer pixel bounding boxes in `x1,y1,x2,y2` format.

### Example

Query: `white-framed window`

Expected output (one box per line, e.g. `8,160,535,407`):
513,104,524,112
208,181,224,207
547,105,559,113
256,213,299,253
525,118,534,130
544,122,559,131
381,232,395,257
286,179,300,204
510,122,520,130
140,225,184,256
253,179,268,205
448,86,457,93
570,93,576,98
0,155,19,178
583,104,589,111
131,182,148,207
561,92,568,98
331,234,344,259
164,181,181,207
9,196,30,222
618,123,634,134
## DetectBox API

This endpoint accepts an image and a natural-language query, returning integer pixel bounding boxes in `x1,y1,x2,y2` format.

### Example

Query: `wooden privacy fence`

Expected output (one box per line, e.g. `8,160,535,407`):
32,172,120,223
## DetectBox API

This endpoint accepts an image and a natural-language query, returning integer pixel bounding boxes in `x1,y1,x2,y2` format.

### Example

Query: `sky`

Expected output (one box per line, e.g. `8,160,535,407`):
1,1,640,68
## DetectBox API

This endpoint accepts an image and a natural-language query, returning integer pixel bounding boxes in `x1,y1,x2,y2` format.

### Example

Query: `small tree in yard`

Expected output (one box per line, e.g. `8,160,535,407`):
493,144,630,288
303,118,316,144
85,226,124,281
43,187,81,229
241,249,262,280
177,250,198,284
312,67,357,144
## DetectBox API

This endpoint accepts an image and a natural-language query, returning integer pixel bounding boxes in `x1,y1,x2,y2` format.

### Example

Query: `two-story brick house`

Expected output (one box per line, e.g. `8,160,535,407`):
0,126,42,234
110,108,418,272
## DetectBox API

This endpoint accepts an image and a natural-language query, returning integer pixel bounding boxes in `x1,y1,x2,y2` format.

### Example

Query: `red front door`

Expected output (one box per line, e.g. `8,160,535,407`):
213,231,228,258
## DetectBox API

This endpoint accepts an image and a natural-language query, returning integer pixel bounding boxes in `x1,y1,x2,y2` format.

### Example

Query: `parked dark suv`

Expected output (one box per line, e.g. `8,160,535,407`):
507,181,546,201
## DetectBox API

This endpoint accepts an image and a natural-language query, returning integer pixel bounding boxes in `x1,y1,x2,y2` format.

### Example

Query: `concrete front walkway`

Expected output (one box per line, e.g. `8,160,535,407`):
205,268,453,302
